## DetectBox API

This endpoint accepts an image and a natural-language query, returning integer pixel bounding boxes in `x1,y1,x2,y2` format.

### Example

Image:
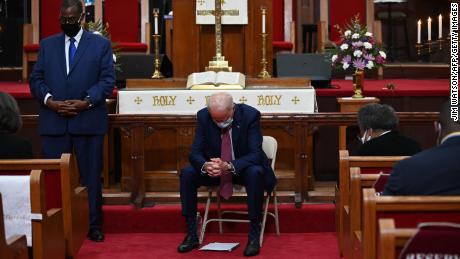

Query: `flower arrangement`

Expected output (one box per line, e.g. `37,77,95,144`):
331,15,386,72
85,20,121,72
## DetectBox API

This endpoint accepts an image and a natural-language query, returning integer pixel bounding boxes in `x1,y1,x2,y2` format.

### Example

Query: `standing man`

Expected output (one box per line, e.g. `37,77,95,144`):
29,0,115,242
178,92,277,256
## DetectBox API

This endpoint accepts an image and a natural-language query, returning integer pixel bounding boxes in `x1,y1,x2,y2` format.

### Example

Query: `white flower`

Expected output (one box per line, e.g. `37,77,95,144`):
379,51,387,59
93,31,102,35
340,44,349,50
113,54,117,63
342,62,350,70
363,42,373,49
365,32,373,37
353,50,363,57
331,55,338,62
366,61,374,69
352,33,360,39
344,30,352,37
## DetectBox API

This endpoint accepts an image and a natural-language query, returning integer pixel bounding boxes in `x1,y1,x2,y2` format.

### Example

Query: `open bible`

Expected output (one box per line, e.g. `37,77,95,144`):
186,71,246,89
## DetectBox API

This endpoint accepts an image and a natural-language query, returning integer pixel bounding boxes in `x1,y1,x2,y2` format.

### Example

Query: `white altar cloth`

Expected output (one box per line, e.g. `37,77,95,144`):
117,88,317,115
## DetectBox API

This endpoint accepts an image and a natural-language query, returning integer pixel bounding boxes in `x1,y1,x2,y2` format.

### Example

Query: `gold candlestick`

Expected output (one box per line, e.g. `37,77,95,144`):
151,34,164,79
415,43,422,56
258,33,271,78
151,9,164,79
427,39,432,54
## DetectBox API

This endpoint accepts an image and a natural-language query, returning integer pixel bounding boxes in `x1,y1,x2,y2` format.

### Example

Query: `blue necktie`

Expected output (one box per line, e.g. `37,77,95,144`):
69,38,77,65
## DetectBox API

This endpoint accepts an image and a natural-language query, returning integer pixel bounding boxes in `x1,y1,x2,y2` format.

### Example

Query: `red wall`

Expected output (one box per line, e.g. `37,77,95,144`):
330,0,366,42
40,0,62,39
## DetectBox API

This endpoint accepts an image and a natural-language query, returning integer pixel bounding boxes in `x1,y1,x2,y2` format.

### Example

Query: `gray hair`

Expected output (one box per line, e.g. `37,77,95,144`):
0,92,22,134
207,92,234,112
61,0,83,14
357,103,399,131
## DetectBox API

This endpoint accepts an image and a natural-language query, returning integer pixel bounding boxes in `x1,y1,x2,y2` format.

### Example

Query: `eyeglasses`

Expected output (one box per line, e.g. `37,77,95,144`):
59,14,82,24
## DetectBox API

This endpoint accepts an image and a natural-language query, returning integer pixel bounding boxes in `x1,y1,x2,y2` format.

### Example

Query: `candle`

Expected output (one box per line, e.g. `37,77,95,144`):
438,14,442,39
262,8,266,34
428,17,432,41
417,20,421,44
154,9,159,35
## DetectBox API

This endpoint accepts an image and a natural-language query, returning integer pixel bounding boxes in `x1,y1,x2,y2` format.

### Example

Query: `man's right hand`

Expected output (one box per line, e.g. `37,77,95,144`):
46,98,78,117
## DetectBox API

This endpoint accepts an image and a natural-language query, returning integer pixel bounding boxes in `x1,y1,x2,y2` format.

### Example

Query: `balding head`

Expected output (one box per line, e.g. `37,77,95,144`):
207,92,235,126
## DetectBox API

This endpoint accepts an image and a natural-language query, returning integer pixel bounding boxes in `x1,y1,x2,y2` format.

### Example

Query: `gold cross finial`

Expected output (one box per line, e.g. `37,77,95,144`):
186,96,195,105
239,96,248,104
291,96,300,105
134,96,143,105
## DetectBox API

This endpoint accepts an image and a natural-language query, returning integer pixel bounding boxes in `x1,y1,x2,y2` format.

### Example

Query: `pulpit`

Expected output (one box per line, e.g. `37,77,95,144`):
172,0,273,77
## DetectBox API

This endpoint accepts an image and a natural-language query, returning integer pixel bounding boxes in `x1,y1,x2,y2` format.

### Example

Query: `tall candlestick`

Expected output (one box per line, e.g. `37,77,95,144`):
417,19,421,44
261,7,266,34
438,14,442,39
427,17,432,41
153,8,159,35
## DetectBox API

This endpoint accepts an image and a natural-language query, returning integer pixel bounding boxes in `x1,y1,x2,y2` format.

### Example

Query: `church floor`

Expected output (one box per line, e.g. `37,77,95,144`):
78,203,338,258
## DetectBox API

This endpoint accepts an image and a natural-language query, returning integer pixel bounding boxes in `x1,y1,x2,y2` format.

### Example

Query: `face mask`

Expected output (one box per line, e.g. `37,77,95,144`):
61,16,81,37
360,130,372,144
215,117,233,129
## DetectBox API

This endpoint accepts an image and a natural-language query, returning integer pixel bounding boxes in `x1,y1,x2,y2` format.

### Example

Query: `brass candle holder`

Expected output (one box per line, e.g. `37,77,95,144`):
258,33,271,78
415,37,447,56
151,9,164,79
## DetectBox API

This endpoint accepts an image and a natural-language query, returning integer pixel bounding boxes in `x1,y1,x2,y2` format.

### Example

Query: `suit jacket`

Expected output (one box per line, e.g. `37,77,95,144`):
29,30,115,136
357,131,421,156
383,135,460,195
0,134,33,159
189,104,277,192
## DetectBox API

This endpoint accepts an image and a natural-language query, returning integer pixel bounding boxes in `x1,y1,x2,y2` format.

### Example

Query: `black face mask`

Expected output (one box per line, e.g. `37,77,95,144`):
61,23,80,38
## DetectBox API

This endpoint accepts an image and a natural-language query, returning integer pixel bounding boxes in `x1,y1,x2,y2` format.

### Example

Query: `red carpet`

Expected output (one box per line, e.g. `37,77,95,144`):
76,204,338,258
102,204,335,234
0,79,448,99
77,233,340,259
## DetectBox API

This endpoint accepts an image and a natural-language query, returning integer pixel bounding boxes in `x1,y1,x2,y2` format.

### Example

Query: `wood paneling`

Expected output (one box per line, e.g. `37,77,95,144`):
172,0,273,77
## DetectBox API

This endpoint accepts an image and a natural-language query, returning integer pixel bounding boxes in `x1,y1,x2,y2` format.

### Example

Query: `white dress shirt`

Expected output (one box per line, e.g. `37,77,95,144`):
43,27,84,104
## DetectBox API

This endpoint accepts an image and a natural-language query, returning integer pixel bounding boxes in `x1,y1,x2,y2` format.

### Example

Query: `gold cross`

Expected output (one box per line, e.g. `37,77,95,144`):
134,96,143,105
186,96,195,105
291,96,300,105
239,96,248,103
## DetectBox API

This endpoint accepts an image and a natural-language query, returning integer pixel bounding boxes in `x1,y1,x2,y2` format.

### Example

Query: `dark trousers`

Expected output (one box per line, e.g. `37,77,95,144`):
180,165,265,221
42,133,104,230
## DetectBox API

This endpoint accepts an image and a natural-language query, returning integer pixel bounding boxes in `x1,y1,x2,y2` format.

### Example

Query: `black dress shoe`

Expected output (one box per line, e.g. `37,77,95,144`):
244,239,260,257
87,229,105,242
177,235,199,253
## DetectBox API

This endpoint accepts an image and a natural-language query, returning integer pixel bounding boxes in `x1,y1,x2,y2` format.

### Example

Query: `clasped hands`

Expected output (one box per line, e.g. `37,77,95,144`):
204,158,231,177
46,97,90,117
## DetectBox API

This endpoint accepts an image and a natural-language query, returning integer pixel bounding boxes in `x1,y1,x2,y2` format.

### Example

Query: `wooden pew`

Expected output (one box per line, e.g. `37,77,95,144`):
336,150,407,256
0,170,65,259
0,154,88,258
0,193,28,259
358,188,460,259
378,219,416,259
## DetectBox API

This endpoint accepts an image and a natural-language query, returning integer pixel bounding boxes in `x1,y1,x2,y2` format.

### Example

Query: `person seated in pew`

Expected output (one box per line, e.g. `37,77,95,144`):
178,92,277,257
356,103,421,156
383,101,460,195
0,92,33,159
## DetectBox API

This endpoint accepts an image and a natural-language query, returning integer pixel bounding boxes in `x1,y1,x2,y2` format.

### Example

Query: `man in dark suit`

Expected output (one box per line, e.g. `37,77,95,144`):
383,101,460,195
178,92,277,256
356,103,421,156
29,0,115,242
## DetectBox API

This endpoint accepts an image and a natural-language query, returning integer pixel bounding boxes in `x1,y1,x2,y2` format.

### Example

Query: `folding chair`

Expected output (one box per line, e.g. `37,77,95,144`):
199,136,280,246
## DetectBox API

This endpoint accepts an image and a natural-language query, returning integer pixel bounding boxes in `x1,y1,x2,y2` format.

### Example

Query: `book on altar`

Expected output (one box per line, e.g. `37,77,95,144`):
199,242,240,252
186,71,246,90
